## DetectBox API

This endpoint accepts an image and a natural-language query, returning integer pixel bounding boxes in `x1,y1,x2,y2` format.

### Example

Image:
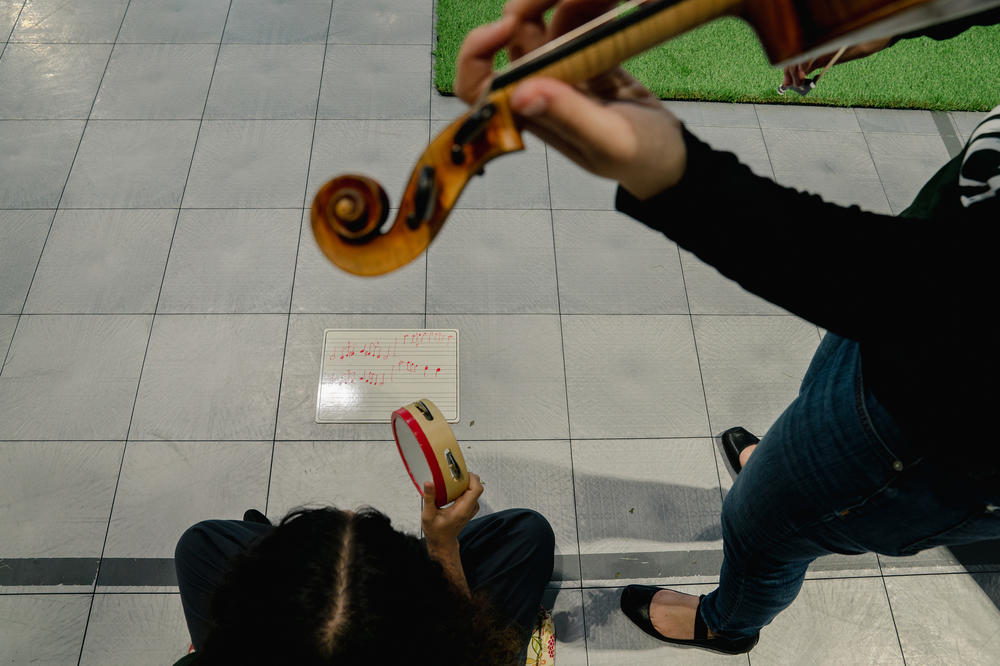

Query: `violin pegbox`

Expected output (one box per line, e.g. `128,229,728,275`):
311,88,524,277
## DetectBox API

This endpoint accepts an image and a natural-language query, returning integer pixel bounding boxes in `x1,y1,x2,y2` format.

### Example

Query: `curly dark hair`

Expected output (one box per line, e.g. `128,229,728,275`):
196,507,524,665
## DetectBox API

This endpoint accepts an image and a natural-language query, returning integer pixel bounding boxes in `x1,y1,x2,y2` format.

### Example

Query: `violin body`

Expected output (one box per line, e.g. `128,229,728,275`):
311,0,995,277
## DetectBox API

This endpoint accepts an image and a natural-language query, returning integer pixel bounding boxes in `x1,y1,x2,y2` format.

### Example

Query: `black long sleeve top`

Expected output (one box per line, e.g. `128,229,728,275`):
614,5,1000,490
615,111,1000,487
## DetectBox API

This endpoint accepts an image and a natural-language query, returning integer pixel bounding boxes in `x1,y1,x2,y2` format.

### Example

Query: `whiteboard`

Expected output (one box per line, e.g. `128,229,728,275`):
316,329,459,423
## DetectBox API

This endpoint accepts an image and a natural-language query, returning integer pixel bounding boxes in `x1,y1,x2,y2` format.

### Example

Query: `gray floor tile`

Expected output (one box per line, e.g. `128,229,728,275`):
886,572,1000,664
763,128,892,213
184,120,314,208
426,314,570,440
574,439,722,576
427,209,558,314
432,120,550,209
583,584,744,665
866,132,950,214
0,44,111,119
460,439,578,563
0,441,122,557
563,315,709,439
855,108,938,134
806,552,882,579
206,44,324,120
543,587,588,665
62,120,200,208
275,314,423,440
663,100,759,128
879,541,1000,575
1,0,22,39
547,145,618,210
553,210,687,315
118,0,230,43
223,0,332,44
103,441,271,557
158,209,299,314
687,125,773,178
430,90,467,120
268,440,421,534
11,0,128,43
755,104,861,132
680,250,789,316
0,209,52,313
0,594,91,664
751,577,903,664
307,119,429,210
292,209,426,313
329,0,432,44
0,120,84,208
92,44,216,120
319,45,430,119
879,547,968,575
0,315,151,439
130,314,286,440
693,315,819,438
24,209,175,314
950,111,990,142
79,594,190,666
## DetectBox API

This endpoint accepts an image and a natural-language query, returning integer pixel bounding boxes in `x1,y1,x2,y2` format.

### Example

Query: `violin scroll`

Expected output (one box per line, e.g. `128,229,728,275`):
313,175,390,244
310,89,524,277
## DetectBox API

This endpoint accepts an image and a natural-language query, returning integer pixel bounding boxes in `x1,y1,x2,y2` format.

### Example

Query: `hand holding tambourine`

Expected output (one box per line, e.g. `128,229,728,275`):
392,399,472,508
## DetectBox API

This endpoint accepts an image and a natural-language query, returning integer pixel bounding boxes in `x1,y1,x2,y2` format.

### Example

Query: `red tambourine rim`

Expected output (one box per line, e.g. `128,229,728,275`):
392,406,448,507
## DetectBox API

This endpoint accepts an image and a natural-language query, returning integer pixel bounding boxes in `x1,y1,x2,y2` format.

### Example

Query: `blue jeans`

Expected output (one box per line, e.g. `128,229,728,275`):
700,333,1000,640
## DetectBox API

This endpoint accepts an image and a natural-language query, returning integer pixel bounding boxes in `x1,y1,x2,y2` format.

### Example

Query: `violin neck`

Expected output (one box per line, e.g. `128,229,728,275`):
490,0,744,92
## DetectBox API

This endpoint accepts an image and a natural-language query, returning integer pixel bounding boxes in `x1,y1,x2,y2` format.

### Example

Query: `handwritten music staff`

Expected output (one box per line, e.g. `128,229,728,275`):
316,329,460,423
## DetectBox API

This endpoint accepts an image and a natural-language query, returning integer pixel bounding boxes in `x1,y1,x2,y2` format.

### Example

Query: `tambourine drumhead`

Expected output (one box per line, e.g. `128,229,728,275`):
392,399,469,507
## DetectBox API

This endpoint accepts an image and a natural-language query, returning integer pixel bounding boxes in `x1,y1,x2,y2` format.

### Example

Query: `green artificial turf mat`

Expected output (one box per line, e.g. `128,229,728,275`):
434,1,1000,111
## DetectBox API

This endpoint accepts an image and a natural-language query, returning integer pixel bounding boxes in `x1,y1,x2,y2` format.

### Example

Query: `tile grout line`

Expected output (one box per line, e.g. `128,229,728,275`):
674,237,729,505
750,104,778,181
1,566,992,592
1,311,822,318
0,0,26,60
1,17,127,374
4,554,998,590
542,142,591,666
855,108,897,215
3,40,433,46
76,0,239,658
263,0,337,517
930,110,964,158
69,3,143,660
874,544,908,663
875,568,906,666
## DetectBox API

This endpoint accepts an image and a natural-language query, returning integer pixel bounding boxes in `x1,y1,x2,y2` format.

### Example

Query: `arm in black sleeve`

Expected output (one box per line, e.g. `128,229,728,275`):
615,127,949,343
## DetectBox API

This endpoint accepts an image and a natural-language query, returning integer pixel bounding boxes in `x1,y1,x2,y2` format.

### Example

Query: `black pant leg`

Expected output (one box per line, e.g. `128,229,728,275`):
174,519,273,649
457,509,555,645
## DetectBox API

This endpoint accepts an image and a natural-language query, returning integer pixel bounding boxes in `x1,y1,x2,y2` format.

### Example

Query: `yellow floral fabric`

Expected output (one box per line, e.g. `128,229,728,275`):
525,607,556,666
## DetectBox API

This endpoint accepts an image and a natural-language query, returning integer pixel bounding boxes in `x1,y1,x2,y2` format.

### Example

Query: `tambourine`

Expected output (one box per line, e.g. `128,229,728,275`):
392,399,469,508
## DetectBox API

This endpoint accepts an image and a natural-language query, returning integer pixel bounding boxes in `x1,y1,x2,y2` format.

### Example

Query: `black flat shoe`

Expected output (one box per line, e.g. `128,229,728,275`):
720,426,759,474
619,585,759,655
242,509,272,525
